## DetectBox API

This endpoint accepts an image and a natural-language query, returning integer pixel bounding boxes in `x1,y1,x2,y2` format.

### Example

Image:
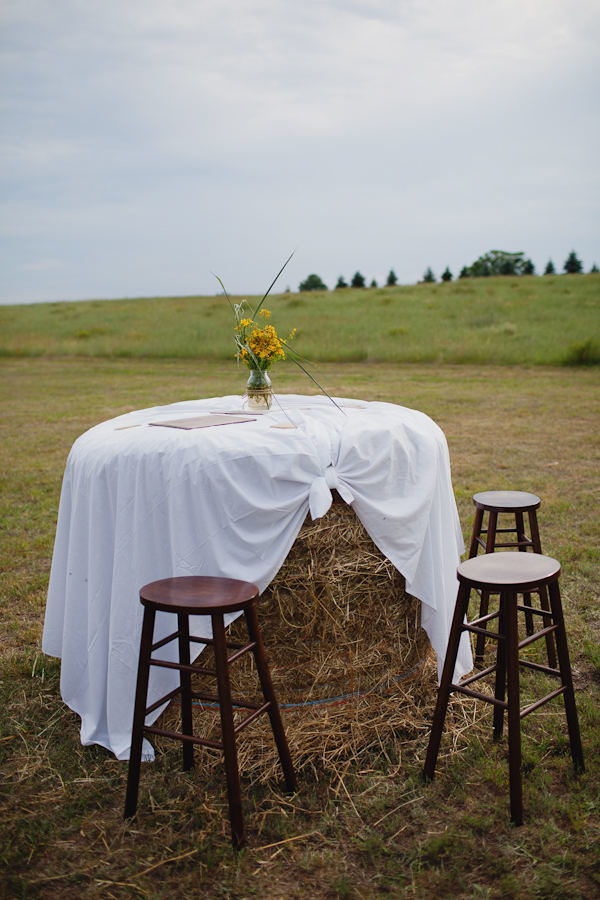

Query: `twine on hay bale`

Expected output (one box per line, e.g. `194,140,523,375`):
157,496,443,781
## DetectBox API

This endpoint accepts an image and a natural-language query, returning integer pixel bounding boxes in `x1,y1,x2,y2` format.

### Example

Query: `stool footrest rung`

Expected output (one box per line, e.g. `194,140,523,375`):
476,534,533,551
150,657,217,676
458,665,497,687
469,610,500,628
227,642,256,664
517,602,552,618
450,682,507,708
151,630,180,652
463,621,556,646
518,624,557,650
449,682,567,717
143,701,273,749
487,540,533,549
191,691,264,712
519,658,560,677
478,527,521,536
188,634,247,651
234,701,272,734
152,631,252,653
520,686,567,718
149,642,257,677
464,623,502,640
144,724,224,751
145,685,181,716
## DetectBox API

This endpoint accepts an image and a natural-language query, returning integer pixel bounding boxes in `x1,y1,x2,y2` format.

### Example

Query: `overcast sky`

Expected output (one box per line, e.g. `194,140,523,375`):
1,0,598,304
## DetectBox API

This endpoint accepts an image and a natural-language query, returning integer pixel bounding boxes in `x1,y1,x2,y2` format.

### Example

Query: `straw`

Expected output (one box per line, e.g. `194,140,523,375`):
156,496,442,781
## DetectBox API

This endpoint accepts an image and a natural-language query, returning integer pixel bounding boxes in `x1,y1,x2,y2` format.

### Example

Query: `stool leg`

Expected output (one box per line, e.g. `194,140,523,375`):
177,613,194,771
528,510,557,669
516,511,534,636
527,509,542,554
537,583,558,669
474,589,490,666
125,606,156,818
505,590,523,826
475,511,498,665
212,613,245,849
485,510,498,553
244,604,297,793
493,594,507,741
468,506,485,558
547,581,585,773
423,581,471,781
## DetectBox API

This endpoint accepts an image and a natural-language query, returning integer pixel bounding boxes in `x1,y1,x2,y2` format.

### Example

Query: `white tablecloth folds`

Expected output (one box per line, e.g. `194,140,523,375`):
43,394,473,760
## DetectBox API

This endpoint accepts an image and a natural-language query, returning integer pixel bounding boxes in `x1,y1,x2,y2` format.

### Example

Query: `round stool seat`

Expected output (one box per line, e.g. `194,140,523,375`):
140,576,259,614
473,490,541,513
458,552,560,592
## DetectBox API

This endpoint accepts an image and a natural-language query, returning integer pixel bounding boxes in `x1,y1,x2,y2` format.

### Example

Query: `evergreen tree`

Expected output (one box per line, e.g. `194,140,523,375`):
590,263,599,274
458,266,470,279
335,276,348,289
351,271,366,288
422,267,436,283
523,258,535,275
299,273,328,291
441,267,452,282
544,259,555,275
563,251,583,274
386,269,398,286
370,278,378,288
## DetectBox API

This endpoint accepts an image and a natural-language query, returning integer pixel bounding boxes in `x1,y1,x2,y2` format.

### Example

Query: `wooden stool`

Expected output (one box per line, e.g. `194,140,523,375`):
124,576,297,848
423,552,584,825
468,491,556,668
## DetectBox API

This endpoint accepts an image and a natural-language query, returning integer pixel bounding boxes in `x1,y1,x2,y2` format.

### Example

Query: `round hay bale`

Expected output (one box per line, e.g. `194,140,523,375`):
156,498,439,780
239,497,428,703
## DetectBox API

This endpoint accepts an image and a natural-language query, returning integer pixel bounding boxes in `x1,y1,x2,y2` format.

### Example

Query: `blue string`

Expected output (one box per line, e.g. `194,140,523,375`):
183,657,427,711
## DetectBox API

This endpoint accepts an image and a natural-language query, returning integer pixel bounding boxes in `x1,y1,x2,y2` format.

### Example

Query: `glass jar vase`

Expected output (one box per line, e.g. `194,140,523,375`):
245,368,273,411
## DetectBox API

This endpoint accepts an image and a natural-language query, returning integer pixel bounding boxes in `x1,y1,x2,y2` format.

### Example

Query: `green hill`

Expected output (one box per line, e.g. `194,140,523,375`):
1,274,599,365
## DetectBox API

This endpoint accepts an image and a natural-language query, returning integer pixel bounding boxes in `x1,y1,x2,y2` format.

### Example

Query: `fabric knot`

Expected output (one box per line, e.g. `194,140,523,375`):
308,464,354,520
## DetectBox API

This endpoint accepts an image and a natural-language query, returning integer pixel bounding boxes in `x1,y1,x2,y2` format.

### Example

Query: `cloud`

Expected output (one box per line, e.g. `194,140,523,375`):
1,0,598,302
21,257,64,272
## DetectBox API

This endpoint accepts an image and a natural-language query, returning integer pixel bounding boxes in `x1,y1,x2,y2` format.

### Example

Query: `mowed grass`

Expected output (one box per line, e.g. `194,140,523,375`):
1,273,599,365
1,351,599,898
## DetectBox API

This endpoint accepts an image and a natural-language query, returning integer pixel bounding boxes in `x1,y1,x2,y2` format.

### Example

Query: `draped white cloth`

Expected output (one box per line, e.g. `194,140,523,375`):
43,394,473,760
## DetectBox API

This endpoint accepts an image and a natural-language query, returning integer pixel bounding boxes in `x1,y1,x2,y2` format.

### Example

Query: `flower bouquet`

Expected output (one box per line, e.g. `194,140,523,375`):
215,253,340,412
233,307,295,409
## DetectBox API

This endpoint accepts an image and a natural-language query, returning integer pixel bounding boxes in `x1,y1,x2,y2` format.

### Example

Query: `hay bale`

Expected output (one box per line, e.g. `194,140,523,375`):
157,498,439,780
239,497,428,702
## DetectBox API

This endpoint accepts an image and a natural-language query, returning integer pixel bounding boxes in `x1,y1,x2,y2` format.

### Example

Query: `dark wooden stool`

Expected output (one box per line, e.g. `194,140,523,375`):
124,576,297,848
468,490,556,667
423,552,584,825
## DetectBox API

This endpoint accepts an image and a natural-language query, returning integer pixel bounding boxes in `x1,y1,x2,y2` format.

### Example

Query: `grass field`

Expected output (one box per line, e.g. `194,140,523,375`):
1,277,599,898
1,274,599,366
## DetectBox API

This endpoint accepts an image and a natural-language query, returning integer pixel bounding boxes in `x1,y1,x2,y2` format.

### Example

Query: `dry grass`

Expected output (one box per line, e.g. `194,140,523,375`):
1,357,599,899
155,498,435,785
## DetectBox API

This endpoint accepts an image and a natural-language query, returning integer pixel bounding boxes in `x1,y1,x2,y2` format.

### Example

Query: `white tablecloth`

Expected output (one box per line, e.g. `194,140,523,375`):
43,394,473,760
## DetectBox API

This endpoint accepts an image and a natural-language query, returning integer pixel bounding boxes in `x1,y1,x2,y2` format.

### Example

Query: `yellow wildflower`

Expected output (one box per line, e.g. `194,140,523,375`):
247,324,285,363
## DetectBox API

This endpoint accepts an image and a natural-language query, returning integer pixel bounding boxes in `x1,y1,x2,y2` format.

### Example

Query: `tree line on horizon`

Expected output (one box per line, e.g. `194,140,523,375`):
298,249,598,292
